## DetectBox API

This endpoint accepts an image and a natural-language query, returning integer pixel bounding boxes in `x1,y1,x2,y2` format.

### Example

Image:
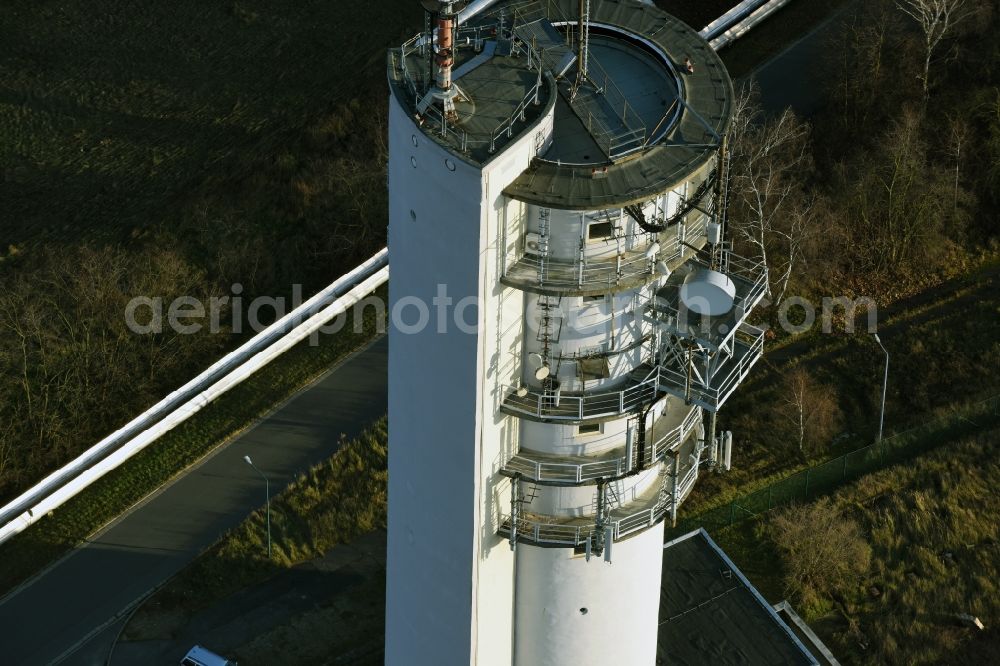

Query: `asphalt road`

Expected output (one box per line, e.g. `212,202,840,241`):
0,336,388,666
745,1,858,116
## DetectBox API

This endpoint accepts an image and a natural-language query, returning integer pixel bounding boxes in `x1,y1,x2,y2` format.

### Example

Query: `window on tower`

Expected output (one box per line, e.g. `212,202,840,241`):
587,220,615,240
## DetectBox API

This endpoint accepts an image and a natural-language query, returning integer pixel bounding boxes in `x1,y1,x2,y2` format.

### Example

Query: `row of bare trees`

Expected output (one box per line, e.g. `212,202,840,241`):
726,0,994,306
0,248,227,499
720,0,999,464
728,84,814,306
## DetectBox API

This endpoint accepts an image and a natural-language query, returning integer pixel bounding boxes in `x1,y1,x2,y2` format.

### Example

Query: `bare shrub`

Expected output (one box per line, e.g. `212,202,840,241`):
770,498,872,608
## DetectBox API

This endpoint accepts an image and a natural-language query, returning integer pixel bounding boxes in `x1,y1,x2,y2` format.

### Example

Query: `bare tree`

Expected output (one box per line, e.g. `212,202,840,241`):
729,84,814,306
834,4,894,133
0,421,16,492
851,108,954,273
946,114,970,211
771,498,872,607
779,367,842,455
897,0,971,101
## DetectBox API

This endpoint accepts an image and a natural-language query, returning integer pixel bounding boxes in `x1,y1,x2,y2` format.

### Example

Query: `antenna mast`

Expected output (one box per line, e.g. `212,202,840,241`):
576,0,590,82
419,1,469,119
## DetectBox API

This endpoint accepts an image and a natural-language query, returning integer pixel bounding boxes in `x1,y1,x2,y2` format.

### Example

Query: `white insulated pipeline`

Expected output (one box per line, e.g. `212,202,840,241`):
457,0,503,24
0,250,389,546
699,0,768,41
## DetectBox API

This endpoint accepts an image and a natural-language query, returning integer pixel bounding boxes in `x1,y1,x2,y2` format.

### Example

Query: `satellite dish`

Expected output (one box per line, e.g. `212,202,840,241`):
516,386,529,398
645,242,661,260
654,260,671,277
535,365,551,381
528,353,544,368
679,269,736,316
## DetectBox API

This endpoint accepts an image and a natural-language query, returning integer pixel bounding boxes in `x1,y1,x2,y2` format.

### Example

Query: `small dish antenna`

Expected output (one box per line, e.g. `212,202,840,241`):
679,269,736,316
516,386,529,398
534,365,551,381
645,242,661,260
654,260,670,277
528,353,544,368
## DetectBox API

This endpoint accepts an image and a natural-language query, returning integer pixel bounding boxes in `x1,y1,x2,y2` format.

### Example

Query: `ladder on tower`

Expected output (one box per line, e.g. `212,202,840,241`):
657,463,675,519
509,475,539,549
536,294,562,374
711,141,733,271
630,410,647,472
537,207,551,284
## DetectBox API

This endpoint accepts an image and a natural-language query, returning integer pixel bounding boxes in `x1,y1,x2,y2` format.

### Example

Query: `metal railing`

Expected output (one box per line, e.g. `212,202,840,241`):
648,250,768,351
490,75,545,153
657,323,766,412
502,213,709,293
502,318,765,421
501,459,701,546
502,404,701,483
390,24,552,157
505,246,653,292
501,363,662,421
508,0,647,158
572,53,647,158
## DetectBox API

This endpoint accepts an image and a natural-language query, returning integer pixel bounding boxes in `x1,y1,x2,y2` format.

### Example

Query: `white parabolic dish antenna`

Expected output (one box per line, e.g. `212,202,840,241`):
680,269,736,316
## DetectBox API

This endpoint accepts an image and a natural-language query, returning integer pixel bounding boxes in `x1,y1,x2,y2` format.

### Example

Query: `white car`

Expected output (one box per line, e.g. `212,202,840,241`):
180,645,237,666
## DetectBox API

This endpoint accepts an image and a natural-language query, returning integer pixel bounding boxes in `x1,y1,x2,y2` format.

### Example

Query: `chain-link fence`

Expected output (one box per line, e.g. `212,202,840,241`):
668,394,1000,537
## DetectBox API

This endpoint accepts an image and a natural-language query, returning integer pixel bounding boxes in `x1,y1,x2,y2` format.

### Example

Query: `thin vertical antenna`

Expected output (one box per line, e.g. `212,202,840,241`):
576,0,590,80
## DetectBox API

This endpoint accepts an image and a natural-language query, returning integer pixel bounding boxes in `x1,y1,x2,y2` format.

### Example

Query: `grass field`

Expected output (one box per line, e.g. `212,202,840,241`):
713,424,1000,664
1,0,416,251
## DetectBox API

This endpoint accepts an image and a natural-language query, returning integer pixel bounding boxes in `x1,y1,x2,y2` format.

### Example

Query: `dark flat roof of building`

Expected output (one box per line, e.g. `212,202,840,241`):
659,529,821,666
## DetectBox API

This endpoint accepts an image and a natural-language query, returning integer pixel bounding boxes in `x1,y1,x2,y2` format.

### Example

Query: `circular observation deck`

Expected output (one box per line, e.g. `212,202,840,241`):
502,0,734,210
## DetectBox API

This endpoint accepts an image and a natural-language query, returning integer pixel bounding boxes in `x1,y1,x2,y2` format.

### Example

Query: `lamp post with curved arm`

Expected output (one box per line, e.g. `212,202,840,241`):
873,334,889,444
243,455,271,559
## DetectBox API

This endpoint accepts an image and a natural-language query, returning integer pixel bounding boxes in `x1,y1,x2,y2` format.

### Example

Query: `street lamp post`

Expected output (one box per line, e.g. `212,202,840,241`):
873,334,889,443
243,455,271,559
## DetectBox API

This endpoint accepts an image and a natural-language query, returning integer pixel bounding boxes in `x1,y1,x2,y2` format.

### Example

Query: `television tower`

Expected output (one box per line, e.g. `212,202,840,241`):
385,1,766,664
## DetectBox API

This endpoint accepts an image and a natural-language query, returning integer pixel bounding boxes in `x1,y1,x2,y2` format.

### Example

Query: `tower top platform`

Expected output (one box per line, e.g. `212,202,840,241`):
387,0,733,209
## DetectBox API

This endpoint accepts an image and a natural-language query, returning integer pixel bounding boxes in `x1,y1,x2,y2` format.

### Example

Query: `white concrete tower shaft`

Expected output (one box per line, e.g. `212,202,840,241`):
385,2,753,665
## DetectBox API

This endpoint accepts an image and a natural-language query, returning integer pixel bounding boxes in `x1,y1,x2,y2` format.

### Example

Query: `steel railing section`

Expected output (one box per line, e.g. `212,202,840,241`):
508,0,647,158
722,251,768,309
505,248,653,292
501,363,663,422
500,461,701,547
572,54,648,158
0,250,390,545
490,76,545,153
648,251,767,351
502,404,701,484
502,215,709,293
656,322,766,411
391,26,552,157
